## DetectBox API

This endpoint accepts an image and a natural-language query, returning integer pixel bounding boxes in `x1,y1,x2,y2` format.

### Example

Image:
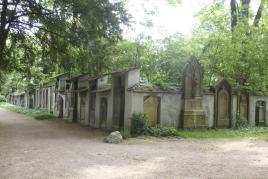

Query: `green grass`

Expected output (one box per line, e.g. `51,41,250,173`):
143,126,268,141
0,102,56,120
177,128,268,140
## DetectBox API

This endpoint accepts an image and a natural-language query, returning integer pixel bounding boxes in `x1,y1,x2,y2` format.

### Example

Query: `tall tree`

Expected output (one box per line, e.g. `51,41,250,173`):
195,0,268,92
0,0,129,78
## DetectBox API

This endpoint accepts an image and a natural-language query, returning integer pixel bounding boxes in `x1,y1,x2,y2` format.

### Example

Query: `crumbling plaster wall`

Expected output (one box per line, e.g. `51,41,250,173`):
202,94,215,128
125,92,182,130
94,91,113,130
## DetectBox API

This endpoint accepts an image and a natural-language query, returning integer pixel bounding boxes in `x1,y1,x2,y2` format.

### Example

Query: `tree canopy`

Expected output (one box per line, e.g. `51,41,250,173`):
0,0,129,77
195,0,268,92
1,0,268,95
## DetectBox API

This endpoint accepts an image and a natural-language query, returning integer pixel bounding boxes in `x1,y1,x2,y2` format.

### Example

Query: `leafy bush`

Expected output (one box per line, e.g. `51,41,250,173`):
235,113,249,129
130,112,147,134
120,130,131,139
144,126,179,137
0,102,55,120
130,112,180,137
0,95,6,102
34,114,55,120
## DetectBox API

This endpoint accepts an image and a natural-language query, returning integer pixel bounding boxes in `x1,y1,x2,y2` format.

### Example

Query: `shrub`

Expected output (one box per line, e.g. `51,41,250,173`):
0,102,55,120
130,112,180,137
120,130,131,139
144,126,179,137
0,95,6,102
34,114,55,120
235,113,249,129
130,112,147,134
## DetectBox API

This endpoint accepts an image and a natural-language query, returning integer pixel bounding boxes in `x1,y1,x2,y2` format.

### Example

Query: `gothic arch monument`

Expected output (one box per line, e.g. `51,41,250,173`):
214,79,232,128
182,57,206,128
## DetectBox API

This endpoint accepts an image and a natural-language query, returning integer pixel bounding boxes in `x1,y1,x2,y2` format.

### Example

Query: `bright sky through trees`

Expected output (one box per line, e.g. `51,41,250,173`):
124,0,261,39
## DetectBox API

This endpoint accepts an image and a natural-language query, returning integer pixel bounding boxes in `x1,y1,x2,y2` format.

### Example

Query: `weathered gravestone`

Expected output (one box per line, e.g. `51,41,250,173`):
106,131,123,144
214,79,232,128
182,57,206,128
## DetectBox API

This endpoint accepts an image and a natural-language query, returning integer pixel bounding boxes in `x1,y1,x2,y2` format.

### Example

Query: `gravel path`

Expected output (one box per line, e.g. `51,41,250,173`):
0,108,268,179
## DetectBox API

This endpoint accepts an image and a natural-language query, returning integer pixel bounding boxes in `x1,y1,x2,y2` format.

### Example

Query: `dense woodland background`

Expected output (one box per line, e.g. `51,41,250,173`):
0,0,268,97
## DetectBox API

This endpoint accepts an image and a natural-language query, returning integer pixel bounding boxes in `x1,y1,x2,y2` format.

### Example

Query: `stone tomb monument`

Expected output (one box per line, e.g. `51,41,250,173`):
214,79,232,128
182,57,206,128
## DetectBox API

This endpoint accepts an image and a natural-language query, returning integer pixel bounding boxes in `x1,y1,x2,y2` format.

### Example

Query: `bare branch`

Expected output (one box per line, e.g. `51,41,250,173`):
11,20,67,38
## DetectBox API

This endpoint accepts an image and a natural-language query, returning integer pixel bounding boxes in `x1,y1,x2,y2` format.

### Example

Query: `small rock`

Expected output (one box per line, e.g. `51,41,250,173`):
106,131,123,144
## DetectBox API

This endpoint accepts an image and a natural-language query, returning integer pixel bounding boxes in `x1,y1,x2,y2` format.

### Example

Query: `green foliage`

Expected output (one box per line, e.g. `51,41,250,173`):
129,111,267,141
176,128,268,140
235,113,249,129
0,103,56,120
157,33,192,84
166,0,182,6
110,33,192,84
0,94,6,102
144,126,179,137
195,0,268,91
34,114,56,120
130,113,179,137
110,40,159,82
130,112,147,134
1,0,268,95
132,123,268,141
130,113,180,137
0,0,129,81
144,126,268,141
120,130,131,140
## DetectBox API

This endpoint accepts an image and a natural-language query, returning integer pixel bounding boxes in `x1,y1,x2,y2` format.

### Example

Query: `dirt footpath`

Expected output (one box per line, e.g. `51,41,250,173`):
0,108,268,179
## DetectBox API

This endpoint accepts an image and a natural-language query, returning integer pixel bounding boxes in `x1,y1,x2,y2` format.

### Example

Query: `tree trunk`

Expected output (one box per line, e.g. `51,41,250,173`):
0,0,9,65
241,0,251,19
230,0,237,32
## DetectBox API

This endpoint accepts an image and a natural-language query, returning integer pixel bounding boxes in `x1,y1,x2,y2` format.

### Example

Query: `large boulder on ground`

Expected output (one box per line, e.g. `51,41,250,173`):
106,131,123,144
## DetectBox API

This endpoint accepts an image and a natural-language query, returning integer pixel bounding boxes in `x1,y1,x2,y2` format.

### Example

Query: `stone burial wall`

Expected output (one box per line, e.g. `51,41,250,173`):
125,57,268,129
7,58,268,131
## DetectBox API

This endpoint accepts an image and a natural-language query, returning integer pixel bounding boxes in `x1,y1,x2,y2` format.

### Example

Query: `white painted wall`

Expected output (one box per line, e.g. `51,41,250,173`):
125,91,183,130
160,93,182,127
127,68,140,87
231,95,238,127
202,94,214,128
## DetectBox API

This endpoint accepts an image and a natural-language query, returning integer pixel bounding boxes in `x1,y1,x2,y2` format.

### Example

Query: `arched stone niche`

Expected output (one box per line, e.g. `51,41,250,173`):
214,79,232,128
144,96,161,126
182,57,205,128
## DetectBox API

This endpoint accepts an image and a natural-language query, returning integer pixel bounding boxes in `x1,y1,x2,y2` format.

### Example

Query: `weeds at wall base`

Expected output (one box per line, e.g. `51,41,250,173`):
128,112,268,141
0,102,56,120
1,102,267,141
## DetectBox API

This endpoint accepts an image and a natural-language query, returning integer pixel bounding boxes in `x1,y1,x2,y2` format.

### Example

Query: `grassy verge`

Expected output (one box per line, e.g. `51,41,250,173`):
0,102,56,120
177,128,268,141
136,126,268,142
